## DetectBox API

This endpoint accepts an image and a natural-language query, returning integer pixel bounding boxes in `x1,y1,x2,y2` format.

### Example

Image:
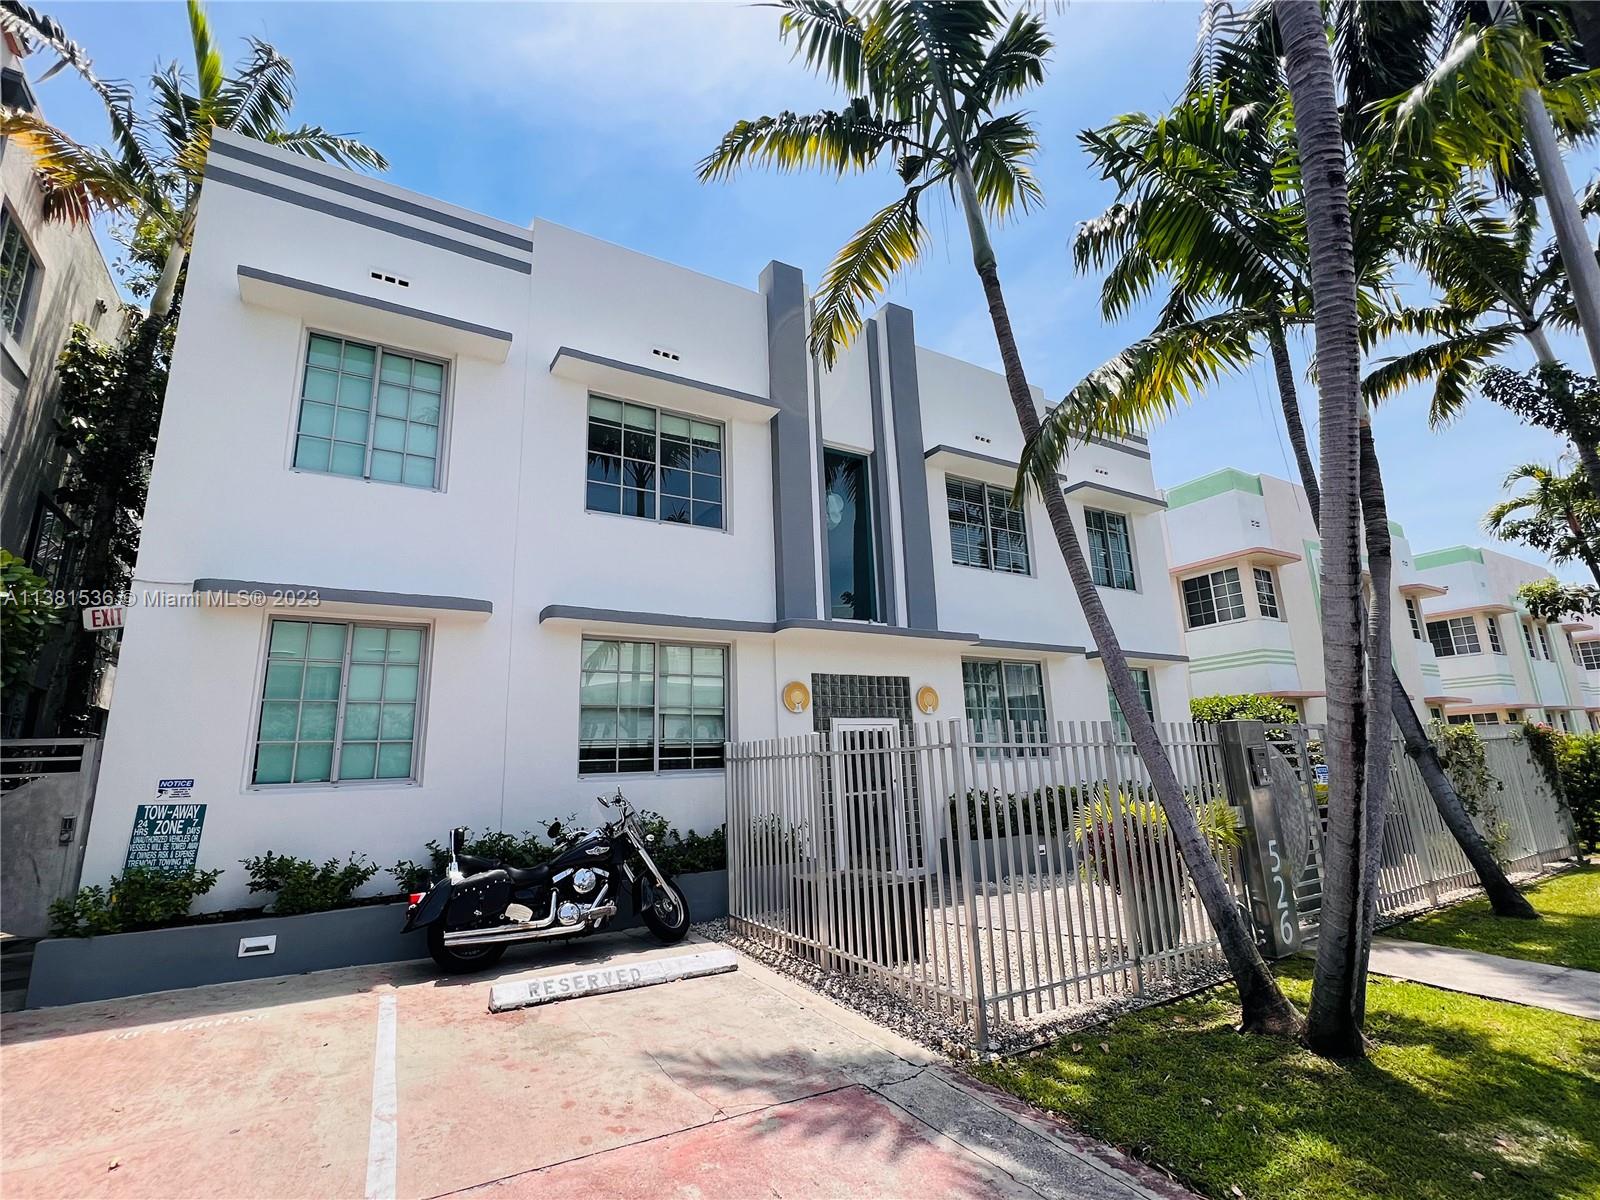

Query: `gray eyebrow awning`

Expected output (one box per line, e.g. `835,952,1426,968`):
193,579,492,616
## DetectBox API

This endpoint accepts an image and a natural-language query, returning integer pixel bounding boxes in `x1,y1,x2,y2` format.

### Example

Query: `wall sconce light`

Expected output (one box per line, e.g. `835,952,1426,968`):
916,685,939,714
782,680,811,713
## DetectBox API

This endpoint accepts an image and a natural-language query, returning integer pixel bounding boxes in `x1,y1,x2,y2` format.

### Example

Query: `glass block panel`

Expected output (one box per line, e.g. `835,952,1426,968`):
377,384,409,417
384,664,420,701
254,743,295,785
295,436,331,472
299,401,335,438
264,662,303,700
337,374,373,408
348,663,384,701
376,742,413,779
588,395,622,421
386,628,422,663
269,621,308,657
342,342,376,375
380,354,411,384
340,742,377,780
330,441,366,476
298,702,338,741
402,456,435,487
259,702,299,742
409,394,441,426
303,663,342,700
308,623,348,660
370,451,403,482
342,703,380,740
294,742,334,783
302,370,338,403
307,336,343,369
380,703,415,739
373,417,406,451
335,407,371,442
412,360,443,392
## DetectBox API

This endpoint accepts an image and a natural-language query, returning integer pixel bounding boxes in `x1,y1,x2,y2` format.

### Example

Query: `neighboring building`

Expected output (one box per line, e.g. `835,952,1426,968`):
1413,545,1600,732
2,32,124,732
80,130,1190,909
1163,468,1448,725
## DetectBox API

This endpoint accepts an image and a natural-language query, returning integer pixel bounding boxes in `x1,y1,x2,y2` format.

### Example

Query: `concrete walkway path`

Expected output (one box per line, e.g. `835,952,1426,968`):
0,930,1194,1199
1369,937,1600,1020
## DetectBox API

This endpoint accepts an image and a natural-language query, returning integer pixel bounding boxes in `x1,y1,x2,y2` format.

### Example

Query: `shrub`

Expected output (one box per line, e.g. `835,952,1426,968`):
1075,790,1239,890
1,549,61,692
1190,694,1300,724
634,813,726,874
1431,719,1512,864
1521,723,1600,852
242,852,377,916
48,867,223,938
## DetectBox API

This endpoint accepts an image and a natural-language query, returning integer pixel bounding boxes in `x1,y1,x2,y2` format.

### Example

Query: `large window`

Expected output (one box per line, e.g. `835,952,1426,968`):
1405,596,1424,641
1086,509,1135,589
1448,712,1501,727
946,477,1030,574
1440,617,1485,659
1428,616,1481,657
586,396,724,528
294,334,444,488
1,208,38,339
962,659,1047,743
1486,616,1504,654
1182,567,1247,628
253,620,425,786
1253,567,1281,619
579,638,726,774
1580,641,1600,670
825,449,878,620
1109,668,1156,739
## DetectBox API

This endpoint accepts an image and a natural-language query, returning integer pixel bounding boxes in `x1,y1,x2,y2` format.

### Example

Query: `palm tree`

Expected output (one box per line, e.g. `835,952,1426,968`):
1364,189,1600,496
1,0,387,317
1022,69,1536,920
1485,461,1600,586
1274,0,1391,1058
700,0,1300,1036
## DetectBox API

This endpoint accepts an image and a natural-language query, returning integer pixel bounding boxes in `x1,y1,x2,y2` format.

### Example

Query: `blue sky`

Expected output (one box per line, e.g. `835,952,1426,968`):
29,1,1596,580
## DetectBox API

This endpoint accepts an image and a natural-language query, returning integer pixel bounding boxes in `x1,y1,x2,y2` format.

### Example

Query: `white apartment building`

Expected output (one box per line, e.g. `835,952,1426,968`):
80,130,1191,910
1163,468,1447,725
1413,545,1600,732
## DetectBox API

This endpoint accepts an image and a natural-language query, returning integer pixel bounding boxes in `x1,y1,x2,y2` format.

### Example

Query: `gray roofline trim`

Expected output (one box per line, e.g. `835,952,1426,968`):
1085,649,1190,664
548,347,779,411
973,639,1087,656
775,619,980,643
238,267,514,344
194,579,492,614
206,165,533,275
1061,480,1168,510
1087,435,1152,460
539,605,777,635
208,138,533,251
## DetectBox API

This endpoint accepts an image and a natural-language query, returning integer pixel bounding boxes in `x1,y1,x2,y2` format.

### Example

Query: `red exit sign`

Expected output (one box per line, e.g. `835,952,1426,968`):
82,606,125,631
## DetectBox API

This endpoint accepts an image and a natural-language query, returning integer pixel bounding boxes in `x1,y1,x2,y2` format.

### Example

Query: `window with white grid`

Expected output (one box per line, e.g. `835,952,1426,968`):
1427,616,1480,657
1182,568,1247,628
294,334,444,488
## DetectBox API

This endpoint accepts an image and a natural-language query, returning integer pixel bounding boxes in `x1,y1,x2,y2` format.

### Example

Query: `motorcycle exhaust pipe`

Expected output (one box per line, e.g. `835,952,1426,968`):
443,902,619,947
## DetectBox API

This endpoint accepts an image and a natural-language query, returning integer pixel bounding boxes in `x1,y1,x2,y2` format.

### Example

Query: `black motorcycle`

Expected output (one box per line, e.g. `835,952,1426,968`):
403,789,691,972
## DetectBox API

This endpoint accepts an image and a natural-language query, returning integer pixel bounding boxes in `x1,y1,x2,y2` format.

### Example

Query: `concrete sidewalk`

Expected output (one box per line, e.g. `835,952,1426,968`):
0,931,1193,1199
1369,937,1600,1019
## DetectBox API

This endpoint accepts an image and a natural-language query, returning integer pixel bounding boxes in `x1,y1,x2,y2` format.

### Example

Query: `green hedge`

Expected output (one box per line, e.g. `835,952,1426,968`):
1525,724,1600,852
1190,693,1300,724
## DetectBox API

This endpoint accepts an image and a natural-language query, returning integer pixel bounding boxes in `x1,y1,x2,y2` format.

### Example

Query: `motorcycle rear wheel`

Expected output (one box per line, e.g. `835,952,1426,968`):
642,880,691,944
427,923,508,973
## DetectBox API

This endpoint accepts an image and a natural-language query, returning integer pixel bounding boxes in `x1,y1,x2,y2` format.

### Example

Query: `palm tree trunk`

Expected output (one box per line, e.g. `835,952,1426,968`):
1269,326,1537,919
1277,0,1372,1058
150,241,186,320
1267,318,1320,520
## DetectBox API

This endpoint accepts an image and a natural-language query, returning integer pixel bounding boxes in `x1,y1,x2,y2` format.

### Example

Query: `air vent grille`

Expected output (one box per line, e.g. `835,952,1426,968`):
370,271,411,289
651,346,682,364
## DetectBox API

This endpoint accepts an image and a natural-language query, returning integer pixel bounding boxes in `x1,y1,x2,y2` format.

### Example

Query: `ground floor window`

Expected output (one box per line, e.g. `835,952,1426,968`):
1447,712,1501,727
1108,668,1155,738
579,638,727,773
254,619,425,785
961,659,1046,745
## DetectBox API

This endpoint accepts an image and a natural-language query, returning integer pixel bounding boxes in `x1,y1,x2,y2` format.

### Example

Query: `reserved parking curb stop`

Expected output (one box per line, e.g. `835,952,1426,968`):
487,947,739,1012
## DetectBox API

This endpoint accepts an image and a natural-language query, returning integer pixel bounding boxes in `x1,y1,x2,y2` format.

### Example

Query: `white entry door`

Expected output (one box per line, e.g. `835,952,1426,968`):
830,718,909,871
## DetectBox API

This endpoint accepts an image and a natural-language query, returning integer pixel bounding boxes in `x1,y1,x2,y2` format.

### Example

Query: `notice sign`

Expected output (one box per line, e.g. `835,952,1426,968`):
124,800,206,873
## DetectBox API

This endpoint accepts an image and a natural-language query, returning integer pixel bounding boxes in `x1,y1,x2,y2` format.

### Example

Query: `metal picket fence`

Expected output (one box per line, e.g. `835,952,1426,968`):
726,718,1578,1049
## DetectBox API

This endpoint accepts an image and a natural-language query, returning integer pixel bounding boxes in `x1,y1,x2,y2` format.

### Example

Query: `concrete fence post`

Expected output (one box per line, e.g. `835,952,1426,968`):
1217,721,1306,959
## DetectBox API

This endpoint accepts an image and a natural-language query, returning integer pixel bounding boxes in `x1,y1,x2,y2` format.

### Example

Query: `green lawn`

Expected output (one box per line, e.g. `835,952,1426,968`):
975,961,1600,1200
1389,863,1600,973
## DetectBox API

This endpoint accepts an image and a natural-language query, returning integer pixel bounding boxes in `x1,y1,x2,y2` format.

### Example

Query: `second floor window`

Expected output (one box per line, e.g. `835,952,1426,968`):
1405,596,1423,640
1,208,38,339
946,477,1030,574
294,334,444,488
1428,616,1481,657
586,396,725,529
1579,641,1600,670
1086,508,1135,589
1486,616,1505,654
1537,623,1553,659
1253,567,1281,619
1182,567,1246,628
1522,622,1539,659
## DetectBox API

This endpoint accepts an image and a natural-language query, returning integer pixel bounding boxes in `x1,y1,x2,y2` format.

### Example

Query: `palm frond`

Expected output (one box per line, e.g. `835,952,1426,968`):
809,186,927,367
967,111,1041,217
965,7,1050,109
0,110,152,224
218,37,295,141
260,126,388,171
776,0,869,95
698,101,912,182
1360,325,1520,423
186,0,225,109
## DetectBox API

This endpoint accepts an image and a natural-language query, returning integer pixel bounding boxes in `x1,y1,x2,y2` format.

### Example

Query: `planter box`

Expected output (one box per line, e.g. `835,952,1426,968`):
25,870,729,1009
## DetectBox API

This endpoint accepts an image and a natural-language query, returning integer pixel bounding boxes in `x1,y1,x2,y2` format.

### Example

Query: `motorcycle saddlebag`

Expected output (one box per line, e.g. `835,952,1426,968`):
444,869,514,927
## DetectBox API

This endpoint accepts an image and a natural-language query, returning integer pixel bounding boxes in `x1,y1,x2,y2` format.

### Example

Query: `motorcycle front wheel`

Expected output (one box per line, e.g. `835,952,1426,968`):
427,923,508,973
642,880,691,944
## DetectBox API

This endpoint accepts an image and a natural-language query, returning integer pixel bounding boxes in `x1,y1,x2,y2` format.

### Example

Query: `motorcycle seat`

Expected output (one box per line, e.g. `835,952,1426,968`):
457,853,551,887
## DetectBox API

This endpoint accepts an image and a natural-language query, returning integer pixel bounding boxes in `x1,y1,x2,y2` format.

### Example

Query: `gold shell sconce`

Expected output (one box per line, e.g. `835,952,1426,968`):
782,680,811,713
916,685,939,714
